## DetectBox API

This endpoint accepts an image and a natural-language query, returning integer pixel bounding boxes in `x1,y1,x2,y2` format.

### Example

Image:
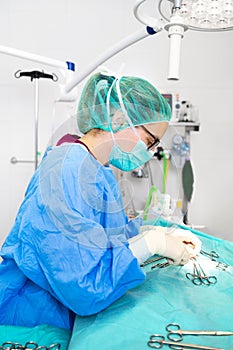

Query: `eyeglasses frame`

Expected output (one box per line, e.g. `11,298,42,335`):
140,125,160,151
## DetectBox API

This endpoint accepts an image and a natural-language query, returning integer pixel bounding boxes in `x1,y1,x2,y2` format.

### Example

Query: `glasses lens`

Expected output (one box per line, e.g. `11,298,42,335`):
141,125,160,150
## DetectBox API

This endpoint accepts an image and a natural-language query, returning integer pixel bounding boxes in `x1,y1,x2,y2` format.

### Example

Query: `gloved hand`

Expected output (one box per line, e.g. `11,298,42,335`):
169,228,202,256
162,234,192,265
140,225,202,258
129,225,199,265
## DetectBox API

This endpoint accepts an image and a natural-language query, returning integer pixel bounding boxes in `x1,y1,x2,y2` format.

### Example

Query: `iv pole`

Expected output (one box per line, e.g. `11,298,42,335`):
12,70,57,170
2,47,75,169
13,70,60,170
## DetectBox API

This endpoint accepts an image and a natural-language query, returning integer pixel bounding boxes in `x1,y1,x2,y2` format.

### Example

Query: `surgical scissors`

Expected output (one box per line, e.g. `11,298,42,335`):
148,334,223,349
166,323,233,342
186,259,217,286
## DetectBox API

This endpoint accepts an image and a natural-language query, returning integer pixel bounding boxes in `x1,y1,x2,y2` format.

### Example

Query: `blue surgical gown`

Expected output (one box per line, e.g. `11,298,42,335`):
0,144,145,330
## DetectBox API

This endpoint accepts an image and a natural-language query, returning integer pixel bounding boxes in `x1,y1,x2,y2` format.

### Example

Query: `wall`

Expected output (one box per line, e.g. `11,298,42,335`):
0,0,232,246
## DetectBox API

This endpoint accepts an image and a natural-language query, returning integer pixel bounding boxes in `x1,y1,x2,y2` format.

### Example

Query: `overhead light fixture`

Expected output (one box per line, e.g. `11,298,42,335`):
134,0,233,80
159,0,233,32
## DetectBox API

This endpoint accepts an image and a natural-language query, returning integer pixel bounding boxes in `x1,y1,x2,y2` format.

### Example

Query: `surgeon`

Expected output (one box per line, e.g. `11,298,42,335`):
0,72,200,331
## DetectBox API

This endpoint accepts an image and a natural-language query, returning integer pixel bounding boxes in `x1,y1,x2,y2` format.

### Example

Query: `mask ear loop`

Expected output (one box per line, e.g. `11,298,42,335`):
93,79,109,110
106,77,141,146
106,77,118,144
115,79,140,139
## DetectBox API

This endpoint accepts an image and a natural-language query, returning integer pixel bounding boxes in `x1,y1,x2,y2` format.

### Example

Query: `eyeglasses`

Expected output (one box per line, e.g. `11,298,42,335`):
140,125,160,151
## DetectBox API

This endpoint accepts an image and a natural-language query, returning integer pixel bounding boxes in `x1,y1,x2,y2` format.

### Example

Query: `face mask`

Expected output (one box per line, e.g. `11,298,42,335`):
108,139,153,171
106,78,153,171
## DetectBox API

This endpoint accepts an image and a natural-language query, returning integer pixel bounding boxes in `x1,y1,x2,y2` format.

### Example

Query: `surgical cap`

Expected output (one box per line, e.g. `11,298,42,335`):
77,72,171,134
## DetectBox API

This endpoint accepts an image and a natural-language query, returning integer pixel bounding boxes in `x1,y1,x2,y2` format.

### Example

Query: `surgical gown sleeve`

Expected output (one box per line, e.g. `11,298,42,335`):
1,144,145,316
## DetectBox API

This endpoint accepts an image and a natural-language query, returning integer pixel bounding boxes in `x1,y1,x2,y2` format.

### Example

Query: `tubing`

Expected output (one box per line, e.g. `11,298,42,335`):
162,155,170,194
143,185,159,221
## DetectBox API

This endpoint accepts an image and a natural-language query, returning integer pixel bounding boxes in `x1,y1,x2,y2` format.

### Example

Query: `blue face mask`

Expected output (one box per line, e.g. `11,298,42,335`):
108,139,153,171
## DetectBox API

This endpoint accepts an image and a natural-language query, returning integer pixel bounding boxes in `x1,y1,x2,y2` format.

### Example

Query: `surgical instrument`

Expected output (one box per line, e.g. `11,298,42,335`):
200,250,219,261
166,323,233,342
0,342,61,350
216,262,229,271
151,260,170,269
186,271,217,286
148,334,223,349
140,256,165,267
186,258,217,286
200,250,229,271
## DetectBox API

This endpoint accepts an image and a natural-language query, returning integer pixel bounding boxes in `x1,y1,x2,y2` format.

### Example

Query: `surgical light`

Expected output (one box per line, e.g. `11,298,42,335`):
160,0,233,31
134,0,233,80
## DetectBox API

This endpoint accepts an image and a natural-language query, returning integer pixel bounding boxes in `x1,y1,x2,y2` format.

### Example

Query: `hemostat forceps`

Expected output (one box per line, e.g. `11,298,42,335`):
166,323,233,342
148,334,223,349
200,249,229,271
186,258,217,286
200,250,219,261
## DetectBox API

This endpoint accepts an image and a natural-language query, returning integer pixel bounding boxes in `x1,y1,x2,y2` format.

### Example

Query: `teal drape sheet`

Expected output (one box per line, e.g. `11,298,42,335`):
0,324,71,349
69,221,233,350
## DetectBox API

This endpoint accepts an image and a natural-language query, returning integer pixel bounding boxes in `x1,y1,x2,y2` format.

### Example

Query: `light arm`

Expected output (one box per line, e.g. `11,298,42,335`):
62,26,159,95
0,45,69,70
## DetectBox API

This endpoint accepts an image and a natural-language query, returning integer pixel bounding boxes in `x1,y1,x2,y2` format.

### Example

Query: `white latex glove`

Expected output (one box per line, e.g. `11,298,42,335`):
139,225,202,257
169,228,202,256
128,226,193,265
163,234,192,265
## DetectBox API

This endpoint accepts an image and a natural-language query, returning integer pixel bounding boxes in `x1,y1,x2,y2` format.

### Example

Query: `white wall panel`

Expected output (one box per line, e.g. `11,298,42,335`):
0,0,232,245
